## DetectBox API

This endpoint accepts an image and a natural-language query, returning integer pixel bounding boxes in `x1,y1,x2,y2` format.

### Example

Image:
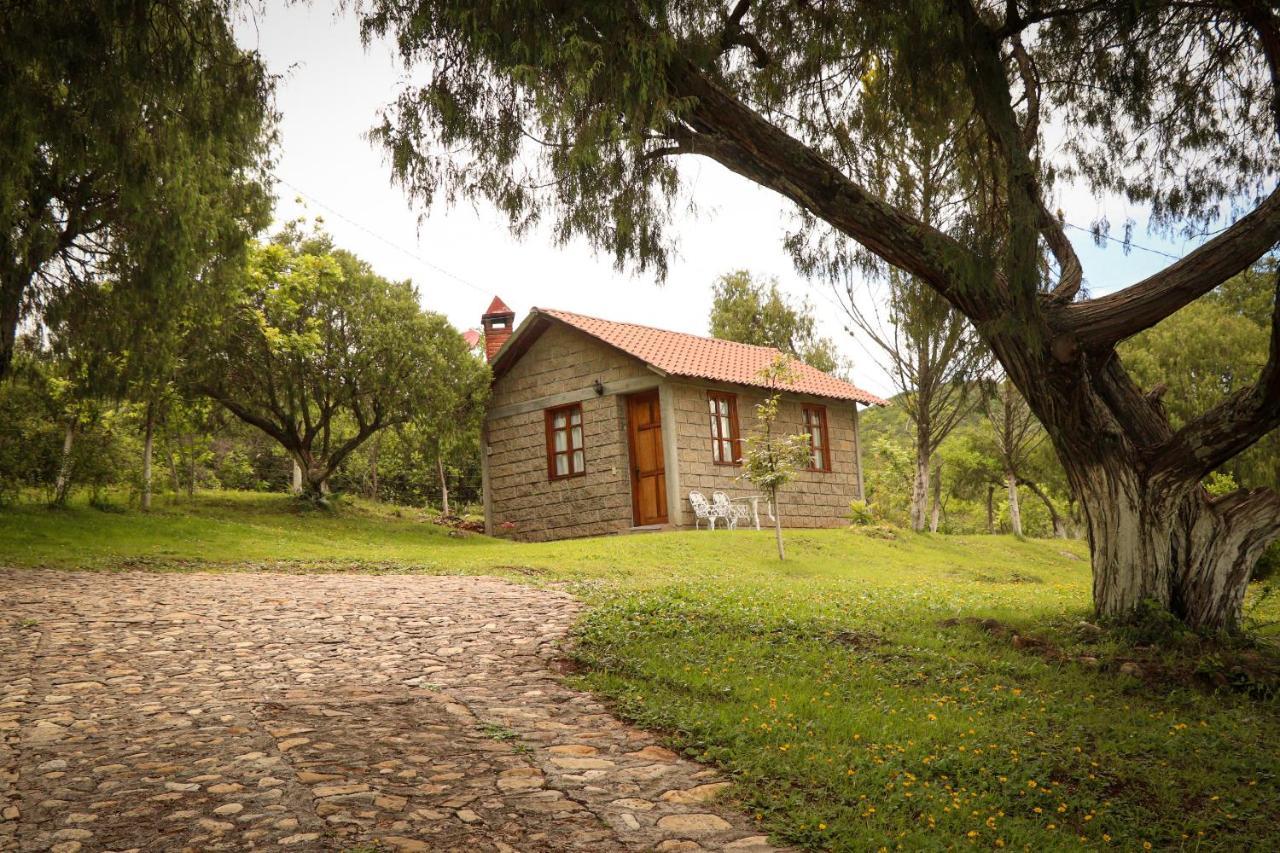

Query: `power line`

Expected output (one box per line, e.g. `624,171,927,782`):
272,170,1193,310
271,173,494,298
1062,221,1185,262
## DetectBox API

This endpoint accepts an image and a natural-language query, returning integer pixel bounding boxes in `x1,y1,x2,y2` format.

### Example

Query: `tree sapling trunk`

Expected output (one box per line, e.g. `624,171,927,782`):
773,496,785,561
438,453,450,516
142,402,154,511
929,461,942,533
52,420,76,507
1006,471,1023,537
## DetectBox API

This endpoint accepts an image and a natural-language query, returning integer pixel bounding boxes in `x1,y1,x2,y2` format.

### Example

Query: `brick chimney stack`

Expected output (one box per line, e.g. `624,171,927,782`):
481,296,516,362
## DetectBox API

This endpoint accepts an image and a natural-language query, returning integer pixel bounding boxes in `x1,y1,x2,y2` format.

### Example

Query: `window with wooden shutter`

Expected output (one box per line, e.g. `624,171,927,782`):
803,404,831,472
707,391,741,465
545,403,585,479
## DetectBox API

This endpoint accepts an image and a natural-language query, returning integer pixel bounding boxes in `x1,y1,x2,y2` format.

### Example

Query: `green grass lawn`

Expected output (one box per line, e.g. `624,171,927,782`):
3,492,1278,851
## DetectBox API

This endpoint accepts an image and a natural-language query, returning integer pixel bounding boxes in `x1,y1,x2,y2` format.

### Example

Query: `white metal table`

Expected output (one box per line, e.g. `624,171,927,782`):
731,495,773,531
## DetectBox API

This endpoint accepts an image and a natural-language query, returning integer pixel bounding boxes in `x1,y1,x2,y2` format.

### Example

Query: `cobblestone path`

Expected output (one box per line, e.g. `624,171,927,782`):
0,570,778,853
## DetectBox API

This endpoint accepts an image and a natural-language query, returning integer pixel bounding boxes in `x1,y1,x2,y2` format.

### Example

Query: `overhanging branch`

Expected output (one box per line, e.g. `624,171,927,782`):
662,55,987,317
1065,185,1280,349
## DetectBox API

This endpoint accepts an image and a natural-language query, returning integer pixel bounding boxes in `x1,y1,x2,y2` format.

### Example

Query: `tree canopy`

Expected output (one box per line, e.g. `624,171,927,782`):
0,0,276,378
708,270,842,373
192,226,489,500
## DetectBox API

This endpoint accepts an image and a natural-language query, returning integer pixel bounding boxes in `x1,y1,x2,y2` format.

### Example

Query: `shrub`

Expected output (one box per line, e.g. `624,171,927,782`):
848,499,875,526
1252,540,1280,584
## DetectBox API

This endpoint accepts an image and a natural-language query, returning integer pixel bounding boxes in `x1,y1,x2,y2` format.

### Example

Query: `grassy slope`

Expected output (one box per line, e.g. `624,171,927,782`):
2,493,1277,851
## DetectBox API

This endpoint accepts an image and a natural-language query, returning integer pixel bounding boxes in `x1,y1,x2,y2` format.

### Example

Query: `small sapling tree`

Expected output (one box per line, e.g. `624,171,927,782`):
740,355,814,560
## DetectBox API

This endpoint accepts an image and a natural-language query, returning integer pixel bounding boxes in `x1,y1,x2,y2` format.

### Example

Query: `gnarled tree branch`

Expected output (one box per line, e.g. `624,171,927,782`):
661,54,987,317
1150,266,1280,484
1064,185,1280,349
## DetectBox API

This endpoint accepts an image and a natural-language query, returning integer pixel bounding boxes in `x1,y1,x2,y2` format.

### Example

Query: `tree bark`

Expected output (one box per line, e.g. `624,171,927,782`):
141,402,154,512
369,432,381,501
910,437,931,533
291,461,303,495
166,446,181,495
929,462,942,533
185,435,196,498
1054,419,1280,631
1006,471,1023,537
52,420,76,507
437,453,450,516
1021,478,1065,538
773,498,785,560
986,484,995,534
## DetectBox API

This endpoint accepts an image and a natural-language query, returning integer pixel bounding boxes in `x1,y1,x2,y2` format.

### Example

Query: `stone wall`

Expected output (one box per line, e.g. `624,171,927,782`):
669,381,862,529
485,323,655,542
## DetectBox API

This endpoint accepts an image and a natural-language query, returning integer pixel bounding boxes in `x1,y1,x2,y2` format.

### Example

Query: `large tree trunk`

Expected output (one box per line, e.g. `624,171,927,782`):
1055,421,1280,632
52,420,76,506
141,402,154,512
1006,471,1023,537
910,438,930,533
291,461,303,495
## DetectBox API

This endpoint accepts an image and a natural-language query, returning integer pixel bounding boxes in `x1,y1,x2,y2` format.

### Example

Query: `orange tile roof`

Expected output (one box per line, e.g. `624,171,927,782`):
537,308,887,406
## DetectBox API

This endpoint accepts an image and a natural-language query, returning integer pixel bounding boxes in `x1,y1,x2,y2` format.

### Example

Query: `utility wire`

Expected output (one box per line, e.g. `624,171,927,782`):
272,172,1193,307
271,173,494,298
1062,221,1186,262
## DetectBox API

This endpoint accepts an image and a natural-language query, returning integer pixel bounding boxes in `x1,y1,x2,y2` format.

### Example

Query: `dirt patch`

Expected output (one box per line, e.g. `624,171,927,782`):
938,616,1280,698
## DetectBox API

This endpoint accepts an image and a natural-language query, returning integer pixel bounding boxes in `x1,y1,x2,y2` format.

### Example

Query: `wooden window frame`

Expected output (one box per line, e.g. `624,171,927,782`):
545,403,586,480
707,391,742,466
804,404,832,472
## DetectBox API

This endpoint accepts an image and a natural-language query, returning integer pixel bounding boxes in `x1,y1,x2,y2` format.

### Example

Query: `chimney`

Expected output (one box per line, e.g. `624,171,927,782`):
481,296,516,361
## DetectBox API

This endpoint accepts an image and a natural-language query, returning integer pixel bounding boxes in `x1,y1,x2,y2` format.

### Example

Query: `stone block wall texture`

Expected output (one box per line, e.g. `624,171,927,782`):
668,381,860,529
486,324,655,542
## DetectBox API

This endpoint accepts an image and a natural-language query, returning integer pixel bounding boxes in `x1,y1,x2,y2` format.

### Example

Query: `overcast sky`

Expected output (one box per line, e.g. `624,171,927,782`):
233,2,1208,397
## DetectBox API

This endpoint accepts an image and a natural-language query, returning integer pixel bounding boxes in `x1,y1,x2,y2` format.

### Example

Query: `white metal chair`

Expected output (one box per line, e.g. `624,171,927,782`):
688,490,723,530
712,491,752,530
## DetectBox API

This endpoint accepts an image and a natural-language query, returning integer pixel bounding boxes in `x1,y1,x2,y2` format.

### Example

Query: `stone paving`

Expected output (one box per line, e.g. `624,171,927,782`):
0,570,779,853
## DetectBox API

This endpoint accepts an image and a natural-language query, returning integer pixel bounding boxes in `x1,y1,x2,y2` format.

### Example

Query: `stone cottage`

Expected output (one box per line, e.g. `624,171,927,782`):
478,296,887,541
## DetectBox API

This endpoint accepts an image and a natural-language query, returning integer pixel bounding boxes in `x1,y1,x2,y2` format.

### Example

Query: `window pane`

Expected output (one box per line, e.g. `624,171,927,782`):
555,430,567,453
570,408,581,426
708,412,720,440
570,425,582,449
712,440,723,463
555,453,568,476
572,449,584,472
813,447,822,468
812,424,823,448
554,411,567,429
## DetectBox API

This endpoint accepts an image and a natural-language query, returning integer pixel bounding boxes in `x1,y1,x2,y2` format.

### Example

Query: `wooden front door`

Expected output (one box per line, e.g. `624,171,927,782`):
626,391,667,526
